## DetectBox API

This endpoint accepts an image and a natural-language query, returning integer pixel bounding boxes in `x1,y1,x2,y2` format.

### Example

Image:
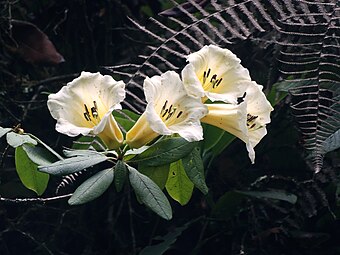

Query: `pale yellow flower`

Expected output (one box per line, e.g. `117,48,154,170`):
182,44,252,104
47,72,125,149
202,83,273,163
126,71,208,148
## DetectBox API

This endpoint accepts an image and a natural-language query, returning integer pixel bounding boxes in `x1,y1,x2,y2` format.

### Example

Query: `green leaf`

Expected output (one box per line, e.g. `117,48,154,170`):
322,129,340,154
237,190,298,204
15,146,49,195
212,191,246,220
63,149,104,158
123,146,150,161
139,224,188,255
27,134,63,160
275,79,312,92
165,160,194,205
129,137,196,167
38,153,107,175
68,168,114,205
139,164,170,190
117,109,140,121
112,109,140,133
72,136,105,150
210,131,235,157
114,160,127,192
6,132,37,148
22,144,58,166
182,147,208,194
127,165,172,220
202,124,225,153
267,82,288,106
0,127,11,138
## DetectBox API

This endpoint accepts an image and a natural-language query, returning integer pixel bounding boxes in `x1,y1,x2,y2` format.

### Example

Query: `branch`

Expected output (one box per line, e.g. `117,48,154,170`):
0,193,72,204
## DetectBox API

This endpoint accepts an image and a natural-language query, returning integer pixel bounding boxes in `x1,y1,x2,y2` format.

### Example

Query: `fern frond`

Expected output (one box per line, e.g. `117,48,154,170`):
277,0,340,172
106,0,339,172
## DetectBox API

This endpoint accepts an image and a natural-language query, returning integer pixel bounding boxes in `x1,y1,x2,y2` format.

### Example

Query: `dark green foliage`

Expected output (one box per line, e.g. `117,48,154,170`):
128,137,197,166
68,168,114,205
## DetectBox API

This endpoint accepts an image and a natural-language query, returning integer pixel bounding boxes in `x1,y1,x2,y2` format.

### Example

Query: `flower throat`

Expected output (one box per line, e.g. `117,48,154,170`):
160,100,183,121
202,68,223,89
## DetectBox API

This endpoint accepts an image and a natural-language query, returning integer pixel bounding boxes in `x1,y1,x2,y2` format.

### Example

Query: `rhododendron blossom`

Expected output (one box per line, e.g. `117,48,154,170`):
126,71,207,148
47,72,125,149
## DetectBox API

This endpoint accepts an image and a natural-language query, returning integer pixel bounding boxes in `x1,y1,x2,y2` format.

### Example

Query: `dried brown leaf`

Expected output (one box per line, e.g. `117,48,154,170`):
10,20,65,65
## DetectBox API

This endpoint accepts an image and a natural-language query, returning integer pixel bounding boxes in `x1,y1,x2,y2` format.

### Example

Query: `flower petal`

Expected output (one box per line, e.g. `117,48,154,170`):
126,71,207,148
201,97,271,164
182,45,252,103
246,126,267,163
145,71,207,139
47,71,125,148
55,118,92,137
93,112,124,149
182,63,206,98
201,103,248,143
125,112,159,148
144,75,162,103
245,83,274,125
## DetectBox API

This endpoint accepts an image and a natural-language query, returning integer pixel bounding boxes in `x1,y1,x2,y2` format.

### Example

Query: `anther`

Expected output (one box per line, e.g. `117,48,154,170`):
247,113,258,129
166,113,172,121
166,107,176,121
206,68,211,78
91,107,98,118
247,114,258,122
161,100,168,115
210,74,217,83
91,101,100,119
84,104,91,121
237,92,247,104
84,104,90,114
215,78,223,87
162,109,168,118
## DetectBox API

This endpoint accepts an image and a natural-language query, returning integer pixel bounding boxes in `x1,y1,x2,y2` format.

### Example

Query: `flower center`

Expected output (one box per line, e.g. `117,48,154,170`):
247,113,258,130
202,68,223,90
83,101,101,125
160,100,183,124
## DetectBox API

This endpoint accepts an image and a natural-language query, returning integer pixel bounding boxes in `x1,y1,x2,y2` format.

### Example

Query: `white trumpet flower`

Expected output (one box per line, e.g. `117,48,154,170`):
182,44,252,104
126,71,208,148
47,72,125,149
201,83,273,163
